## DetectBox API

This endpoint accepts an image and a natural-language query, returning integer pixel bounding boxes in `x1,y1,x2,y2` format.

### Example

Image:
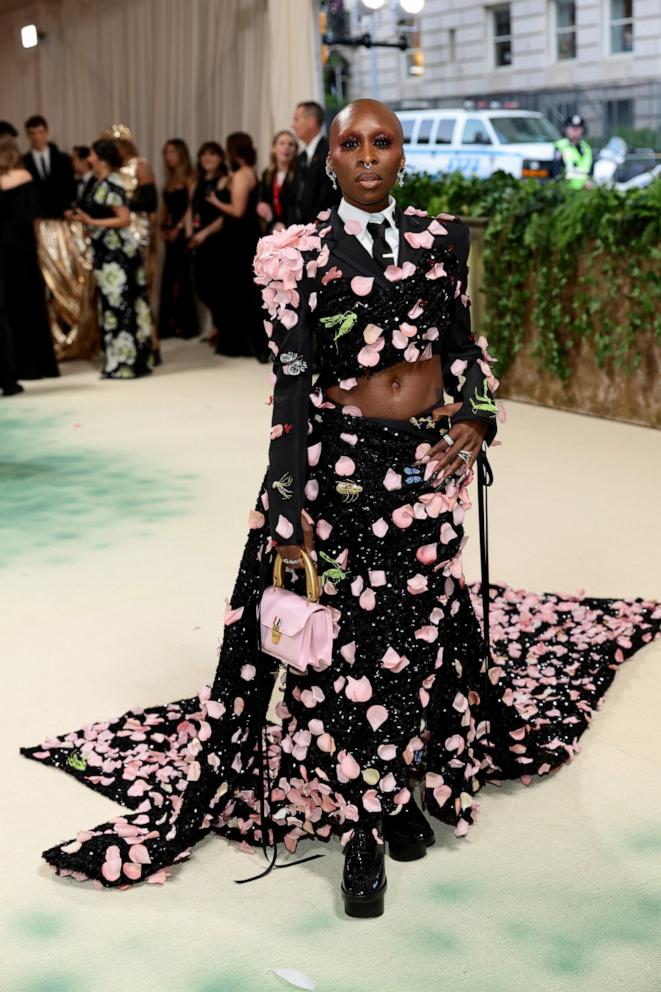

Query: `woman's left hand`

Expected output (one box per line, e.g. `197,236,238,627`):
206,191,222,211
419,401,488,485
75,209,92,224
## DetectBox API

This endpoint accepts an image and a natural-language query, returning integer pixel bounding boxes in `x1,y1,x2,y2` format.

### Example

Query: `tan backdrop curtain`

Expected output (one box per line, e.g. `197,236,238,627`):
0,0,321,171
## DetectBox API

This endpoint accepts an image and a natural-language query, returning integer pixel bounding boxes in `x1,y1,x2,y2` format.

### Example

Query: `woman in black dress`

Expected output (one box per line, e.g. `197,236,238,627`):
75,140,152,379
257,129,298,234
22,102,659,917
189,141,228,344
157,139,198,340
207,132,266,360
0,135,59,385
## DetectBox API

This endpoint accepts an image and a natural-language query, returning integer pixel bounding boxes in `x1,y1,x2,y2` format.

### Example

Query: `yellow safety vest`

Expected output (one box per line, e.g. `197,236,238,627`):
555,138,593,189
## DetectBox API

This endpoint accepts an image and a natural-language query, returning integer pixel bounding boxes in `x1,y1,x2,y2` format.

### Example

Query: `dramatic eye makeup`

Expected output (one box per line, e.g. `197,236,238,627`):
338,132,396,151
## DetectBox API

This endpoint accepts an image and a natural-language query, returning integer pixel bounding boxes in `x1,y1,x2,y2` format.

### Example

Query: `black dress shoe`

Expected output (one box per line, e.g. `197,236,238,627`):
1,383,24,397
383,796,435,862
342,822,387,919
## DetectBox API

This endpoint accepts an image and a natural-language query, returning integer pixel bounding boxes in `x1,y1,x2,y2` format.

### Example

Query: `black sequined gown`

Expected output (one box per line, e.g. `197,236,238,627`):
22,206,660,888
214,182,262,358
157,186,199,340
0,180,59,381
191,178,226,335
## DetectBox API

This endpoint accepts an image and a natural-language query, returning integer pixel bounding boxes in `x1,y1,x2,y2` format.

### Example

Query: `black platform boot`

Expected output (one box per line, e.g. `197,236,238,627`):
383,795,435,862
341,821,387,919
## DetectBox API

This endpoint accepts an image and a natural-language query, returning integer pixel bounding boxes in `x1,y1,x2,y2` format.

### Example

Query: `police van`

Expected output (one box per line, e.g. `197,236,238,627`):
397,108,561,181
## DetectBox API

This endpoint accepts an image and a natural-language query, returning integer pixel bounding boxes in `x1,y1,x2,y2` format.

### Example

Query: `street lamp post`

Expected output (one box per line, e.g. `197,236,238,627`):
322,0,423,100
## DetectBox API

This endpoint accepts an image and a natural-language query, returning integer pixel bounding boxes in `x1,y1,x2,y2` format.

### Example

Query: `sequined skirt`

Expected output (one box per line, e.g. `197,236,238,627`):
21,403,660,886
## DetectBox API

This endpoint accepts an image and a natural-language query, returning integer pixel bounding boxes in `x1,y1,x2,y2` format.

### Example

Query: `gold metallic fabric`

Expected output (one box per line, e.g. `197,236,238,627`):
119,157,154,251
36,219,99,362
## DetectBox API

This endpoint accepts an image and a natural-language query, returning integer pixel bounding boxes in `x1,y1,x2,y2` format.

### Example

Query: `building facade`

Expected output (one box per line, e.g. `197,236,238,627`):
332,0,660,140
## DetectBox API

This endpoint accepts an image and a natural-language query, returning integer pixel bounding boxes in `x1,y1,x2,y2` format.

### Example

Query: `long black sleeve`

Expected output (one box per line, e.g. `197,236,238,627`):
254,232,316,545
441,221,498,445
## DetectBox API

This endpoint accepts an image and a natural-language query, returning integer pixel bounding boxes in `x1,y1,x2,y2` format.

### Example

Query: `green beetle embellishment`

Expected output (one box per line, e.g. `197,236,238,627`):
469,381,498,416
319,311,358,348
67,751,87,772
319,550,349,584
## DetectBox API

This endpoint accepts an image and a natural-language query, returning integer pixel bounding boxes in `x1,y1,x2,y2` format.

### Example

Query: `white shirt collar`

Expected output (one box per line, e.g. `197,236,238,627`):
305,131,323,163
338,195,397,233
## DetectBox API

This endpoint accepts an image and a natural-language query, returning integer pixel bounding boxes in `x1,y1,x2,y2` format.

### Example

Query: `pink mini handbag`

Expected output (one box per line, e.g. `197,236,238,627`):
259,551,333,675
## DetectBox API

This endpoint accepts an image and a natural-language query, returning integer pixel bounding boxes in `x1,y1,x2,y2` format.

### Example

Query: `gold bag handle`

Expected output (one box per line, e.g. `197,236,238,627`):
273,549,321,603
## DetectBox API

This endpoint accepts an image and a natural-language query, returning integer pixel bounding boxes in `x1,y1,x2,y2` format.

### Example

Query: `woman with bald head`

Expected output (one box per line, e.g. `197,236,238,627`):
25,100,659,918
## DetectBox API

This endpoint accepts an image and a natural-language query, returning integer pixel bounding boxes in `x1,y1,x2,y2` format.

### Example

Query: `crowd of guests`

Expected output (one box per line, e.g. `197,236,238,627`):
0,101,339,396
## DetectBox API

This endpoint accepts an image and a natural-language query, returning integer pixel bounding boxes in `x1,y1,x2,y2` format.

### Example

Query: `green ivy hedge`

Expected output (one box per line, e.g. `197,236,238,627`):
394,172,661,382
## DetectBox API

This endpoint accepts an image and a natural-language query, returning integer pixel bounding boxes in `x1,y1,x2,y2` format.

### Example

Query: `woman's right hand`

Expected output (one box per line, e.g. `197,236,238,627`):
256,201,273,223
188,229,207,249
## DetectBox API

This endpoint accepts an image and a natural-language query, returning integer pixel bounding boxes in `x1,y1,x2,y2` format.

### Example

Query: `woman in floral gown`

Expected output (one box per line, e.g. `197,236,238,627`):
75,139,152,379
23,102,659,917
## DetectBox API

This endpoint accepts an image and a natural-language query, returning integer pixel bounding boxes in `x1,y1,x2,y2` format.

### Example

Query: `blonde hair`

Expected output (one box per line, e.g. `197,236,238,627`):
0,135,22,174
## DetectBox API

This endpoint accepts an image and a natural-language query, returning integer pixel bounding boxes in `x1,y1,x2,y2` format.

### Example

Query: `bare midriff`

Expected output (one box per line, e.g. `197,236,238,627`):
325,355,444,420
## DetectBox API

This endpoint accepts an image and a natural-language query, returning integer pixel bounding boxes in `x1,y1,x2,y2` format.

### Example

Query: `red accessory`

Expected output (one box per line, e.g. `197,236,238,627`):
272,174,283,220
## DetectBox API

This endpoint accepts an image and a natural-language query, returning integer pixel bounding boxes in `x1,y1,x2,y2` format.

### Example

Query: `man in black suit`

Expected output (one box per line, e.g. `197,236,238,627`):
291,101,340,224
71,145,95,205
23,115,76,218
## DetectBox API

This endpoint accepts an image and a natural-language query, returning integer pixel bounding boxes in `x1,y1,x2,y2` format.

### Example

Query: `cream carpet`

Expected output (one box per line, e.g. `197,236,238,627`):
2,339,660,992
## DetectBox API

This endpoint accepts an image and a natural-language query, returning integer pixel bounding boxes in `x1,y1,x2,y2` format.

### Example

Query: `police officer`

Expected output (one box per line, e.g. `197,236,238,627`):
553,114,593,189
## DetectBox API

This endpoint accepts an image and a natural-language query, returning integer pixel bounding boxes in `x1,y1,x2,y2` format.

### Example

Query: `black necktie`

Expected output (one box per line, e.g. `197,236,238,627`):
294,152,309,222
367,218,394,269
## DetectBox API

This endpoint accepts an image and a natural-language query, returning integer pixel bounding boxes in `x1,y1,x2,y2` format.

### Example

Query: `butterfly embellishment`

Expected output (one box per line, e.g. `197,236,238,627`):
403,466,423,485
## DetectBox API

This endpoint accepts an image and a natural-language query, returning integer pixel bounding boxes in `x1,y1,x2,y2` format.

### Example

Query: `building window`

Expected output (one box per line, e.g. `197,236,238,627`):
435,119,455,145
448,27,456,63
609,0,633,53
556,0,576,60
492,5,512,67
604,98,633,131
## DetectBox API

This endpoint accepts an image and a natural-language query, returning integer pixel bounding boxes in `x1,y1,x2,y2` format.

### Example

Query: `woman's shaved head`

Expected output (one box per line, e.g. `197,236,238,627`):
329,100,403,147
328,100,405,212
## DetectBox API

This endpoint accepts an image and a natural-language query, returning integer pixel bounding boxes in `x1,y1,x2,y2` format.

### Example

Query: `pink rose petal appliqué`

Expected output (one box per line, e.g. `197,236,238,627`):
372,518,389,538
345,676,373,702
383,468,402,491
366,705,389,731
275,515,294,540
351,276,374,297
335,456,356,477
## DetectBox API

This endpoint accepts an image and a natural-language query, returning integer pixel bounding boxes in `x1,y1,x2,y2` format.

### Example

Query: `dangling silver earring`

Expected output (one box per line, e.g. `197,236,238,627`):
325,158,338,190
397,164,407,188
